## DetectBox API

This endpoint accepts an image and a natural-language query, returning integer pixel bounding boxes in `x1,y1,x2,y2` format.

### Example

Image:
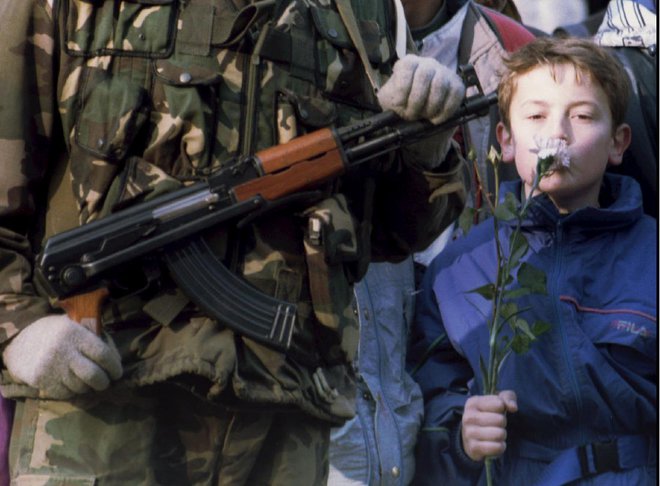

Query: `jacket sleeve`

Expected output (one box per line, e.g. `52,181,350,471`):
407,257,484,485
369,141,467,261
0,0,57,342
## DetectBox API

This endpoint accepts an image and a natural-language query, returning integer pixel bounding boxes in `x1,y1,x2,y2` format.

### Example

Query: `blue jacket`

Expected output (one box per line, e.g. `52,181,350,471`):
410,174,657,485
329,257,423,485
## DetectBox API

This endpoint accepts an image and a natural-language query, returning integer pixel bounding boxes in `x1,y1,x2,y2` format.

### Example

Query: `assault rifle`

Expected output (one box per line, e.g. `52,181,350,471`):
36,65,496,351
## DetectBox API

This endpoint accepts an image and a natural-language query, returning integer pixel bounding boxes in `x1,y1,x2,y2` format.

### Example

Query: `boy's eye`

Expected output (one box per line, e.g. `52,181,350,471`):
572,113,593,120
527,114,544,120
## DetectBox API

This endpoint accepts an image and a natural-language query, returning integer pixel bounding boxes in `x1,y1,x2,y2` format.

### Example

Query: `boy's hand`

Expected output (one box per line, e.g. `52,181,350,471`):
2,315,123,399
461,390,518,462
377,54,466,170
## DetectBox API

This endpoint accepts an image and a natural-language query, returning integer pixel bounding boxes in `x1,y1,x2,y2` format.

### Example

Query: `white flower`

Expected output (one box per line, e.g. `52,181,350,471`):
531,136,570,174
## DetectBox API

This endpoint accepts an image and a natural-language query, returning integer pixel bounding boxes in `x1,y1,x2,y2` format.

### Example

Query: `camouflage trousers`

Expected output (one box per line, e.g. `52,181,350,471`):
8,383,330,485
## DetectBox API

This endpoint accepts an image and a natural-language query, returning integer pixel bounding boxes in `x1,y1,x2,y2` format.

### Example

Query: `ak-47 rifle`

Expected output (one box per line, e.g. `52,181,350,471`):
36,65,496,351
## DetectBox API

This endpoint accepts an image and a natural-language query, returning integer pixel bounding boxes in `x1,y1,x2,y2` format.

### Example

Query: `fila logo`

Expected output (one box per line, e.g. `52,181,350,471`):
610,319,652,338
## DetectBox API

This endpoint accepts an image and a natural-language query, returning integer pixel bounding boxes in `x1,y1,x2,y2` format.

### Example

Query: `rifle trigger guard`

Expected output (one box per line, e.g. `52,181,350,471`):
236,190,324,229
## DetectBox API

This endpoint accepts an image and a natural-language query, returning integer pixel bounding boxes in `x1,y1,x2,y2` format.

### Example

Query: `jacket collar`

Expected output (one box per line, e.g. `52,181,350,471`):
501,174,645,231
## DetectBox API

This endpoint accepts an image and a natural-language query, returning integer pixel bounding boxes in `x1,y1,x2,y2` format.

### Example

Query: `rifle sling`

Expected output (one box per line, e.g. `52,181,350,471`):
335,0,382,93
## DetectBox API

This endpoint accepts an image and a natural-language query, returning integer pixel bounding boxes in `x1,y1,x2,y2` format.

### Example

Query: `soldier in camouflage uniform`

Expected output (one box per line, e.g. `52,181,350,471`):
0,0,467,484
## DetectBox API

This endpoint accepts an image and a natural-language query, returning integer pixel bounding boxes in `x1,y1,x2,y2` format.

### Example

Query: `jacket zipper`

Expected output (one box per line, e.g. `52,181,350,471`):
553,221,584,440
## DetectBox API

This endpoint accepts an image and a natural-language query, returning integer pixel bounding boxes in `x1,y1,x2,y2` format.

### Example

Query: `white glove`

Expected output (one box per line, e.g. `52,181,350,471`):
378,54,465,124
3,315,123,399
378,54,466,169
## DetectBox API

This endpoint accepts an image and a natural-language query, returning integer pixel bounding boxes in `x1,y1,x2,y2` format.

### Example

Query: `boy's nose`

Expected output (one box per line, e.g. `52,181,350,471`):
547,116,570,142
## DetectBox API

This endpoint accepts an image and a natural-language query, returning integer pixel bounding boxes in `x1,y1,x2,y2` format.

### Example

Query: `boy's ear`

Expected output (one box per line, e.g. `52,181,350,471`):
608,123,632,166
496,122,515,162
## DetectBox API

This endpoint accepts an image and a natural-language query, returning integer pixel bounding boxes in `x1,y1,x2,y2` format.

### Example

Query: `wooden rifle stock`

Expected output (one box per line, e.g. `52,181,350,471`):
232,128,344,202
57,287,109,336
256,128,338,174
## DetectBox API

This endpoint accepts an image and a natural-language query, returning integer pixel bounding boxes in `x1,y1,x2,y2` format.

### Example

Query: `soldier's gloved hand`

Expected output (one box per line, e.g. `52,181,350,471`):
378,54,466,169
2,315,123,400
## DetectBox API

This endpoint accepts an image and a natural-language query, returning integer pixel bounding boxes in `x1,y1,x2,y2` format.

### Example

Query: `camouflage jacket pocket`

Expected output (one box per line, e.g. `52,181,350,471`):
74,68,150,161
261,1,392,109
152,54,231,172
308,3,393,104
310,6,390,65
303,195,360,364
64,0,177,57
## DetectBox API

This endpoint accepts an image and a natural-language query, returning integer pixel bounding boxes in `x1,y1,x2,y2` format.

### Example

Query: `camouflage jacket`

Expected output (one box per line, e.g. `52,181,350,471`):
0,0,465,423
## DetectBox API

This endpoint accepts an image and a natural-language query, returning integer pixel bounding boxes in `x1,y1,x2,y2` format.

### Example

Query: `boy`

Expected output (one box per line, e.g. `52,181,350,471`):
409,36,657,485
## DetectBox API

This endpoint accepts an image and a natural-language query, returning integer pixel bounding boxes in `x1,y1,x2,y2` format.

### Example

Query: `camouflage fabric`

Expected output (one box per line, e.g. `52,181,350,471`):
9,383,330,485
0,0,466,481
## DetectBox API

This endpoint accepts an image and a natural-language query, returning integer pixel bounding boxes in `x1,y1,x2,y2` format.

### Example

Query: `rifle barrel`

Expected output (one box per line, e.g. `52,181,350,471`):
343,91,497,165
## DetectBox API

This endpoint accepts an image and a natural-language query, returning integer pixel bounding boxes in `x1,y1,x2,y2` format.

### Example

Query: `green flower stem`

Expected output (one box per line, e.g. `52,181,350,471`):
483,169,543,486
486,457,495,486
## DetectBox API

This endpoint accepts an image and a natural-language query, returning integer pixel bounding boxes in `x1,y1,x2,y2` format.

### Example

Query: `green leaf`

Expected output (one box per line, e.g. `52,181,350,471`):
458,207,477,236
510,333,532,354
509,232,529,268
532,320,552,337
512,317,536,340
499,302,518,322
493,193,519,221
505,190,522,208
517,262,548,295
468,283,496,300
502,287,532,299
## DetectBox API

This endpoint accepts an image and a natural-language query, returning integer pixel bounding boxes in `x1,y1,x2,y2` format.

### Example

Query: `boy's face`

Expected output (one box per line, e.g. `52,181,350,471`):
496,63,631,213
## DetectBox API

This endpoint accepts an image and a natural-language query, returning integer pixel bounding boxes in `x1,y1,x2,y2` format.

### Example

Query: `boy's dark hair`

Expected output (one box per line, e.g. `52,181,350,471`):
498,37,631,131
